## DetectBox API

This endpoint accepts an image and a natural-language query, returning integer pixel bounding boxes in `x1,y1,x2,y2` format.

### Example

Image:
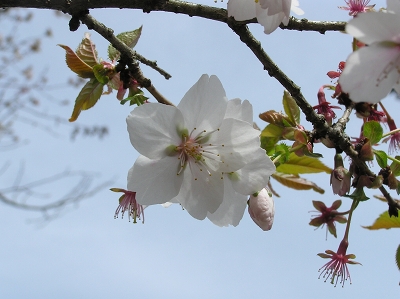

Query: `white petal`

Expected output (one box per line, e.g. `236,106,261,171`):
127,103,184,159
177,74,228,133
206,178,247,227
172,163,224,220
290,0,304,15
339,43,400,103
387,0,400,14
225,99,253,125
346,12,400,44
227,0,257,21
259,0,291,17
281,14,290,26
128,155,184,205
161,202,174,208
208,118,261,172
256,6,284,34
229,148,275,195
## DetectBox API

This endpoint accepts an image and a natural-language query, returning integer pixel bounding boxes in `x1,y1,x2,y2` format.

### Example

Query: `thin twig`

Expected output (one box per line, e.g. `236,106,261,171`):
134,51,171,80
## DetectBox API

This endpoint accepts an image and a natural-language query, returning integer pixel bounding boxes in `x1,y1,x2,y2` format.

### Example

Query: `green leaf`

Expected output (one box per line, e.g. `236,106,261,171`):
276,152,332,174
93,64,110,84
363,210,400,230
108,26,143,61
390,156,400,176
271,143,290,165
58,44,94,78
261,124,283,138
396,245,400,271
69,78,104,122
304,151,323,158
271,172,325,194
363,121,383,145
260,135,280,155
76,33,98,67
282,90,300,125
120,93,148,106
374,150,388,168
345,187,369,201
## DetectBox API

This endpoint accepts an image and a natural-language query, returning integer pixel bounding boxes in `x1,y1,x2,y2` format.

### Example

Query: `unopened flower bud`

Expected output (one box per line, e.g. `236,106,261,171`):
358,139,374,161
330,153,351,196
248,188,274,231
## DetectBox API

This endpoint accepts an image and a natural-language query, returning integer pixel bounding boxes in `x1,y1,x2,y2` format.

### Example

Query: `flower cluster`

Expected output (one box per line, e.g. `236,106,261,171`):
126,74,276,226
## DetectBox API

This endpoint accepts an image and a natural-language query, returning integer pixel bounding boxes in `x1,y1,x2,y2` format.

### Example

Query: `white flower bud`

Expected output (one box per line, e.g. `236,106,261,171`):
248,188,274,231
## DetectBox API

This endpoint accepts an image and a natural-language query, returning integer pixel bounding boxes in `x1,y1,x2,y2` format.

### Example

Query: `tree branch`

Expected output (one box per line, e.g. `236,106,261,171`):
0,0,346,33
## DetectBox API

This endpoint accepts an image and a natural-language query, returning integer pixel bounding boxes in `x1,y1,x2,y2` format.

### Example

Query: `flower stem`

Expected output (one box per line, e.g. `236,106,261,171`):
382,128,400,139
387,155,400,165
343,199,358,241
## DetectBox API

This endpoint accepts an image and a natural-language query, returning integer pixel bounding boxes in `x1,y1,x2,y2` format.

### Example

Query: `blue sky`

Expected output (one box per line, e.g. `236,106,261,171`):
1,1,399,298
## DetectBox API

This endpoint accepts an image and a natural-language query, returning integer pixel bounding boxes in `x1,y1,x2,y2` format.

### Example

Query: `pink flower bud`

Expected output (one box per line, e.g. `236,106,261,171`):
248,188,274,231
330,154,351,196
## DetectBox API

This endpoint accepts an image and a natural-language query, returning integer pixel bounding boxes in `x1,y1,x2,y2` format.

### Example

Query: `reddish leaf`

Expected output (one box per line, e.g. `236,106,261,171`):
58,44,94,78
259,110,294,127
76,33,98,67
271,172,325,194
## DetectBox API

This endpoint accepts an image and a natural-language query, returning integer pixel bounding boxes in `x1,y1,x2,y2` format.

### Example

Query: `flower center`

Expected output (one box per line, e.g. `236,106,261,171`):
174,127,222,176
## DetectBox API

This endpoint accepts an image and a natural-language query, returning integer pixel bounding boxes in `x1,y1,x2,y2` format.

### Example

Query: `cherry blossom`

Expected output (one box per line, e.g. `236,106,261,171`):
318,240,361,287
227,0,304,34
111,188,144,223
338,0,375,16
339,0,400,103
126,74,275,225
309,200,347,238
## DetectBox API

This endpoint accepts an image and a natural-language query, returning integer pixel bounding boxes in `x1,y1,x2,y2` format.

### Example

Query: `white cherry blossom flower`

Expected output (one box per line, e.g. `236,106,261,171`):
126,74,275,224
339,0,400,103
227,0,304,34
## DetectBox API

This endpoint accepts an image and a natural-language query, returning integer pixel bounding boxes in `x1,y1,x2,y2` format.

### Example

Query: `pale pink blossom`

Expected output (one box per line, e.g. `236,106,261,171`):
339,0,400,103
248,188,274,231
